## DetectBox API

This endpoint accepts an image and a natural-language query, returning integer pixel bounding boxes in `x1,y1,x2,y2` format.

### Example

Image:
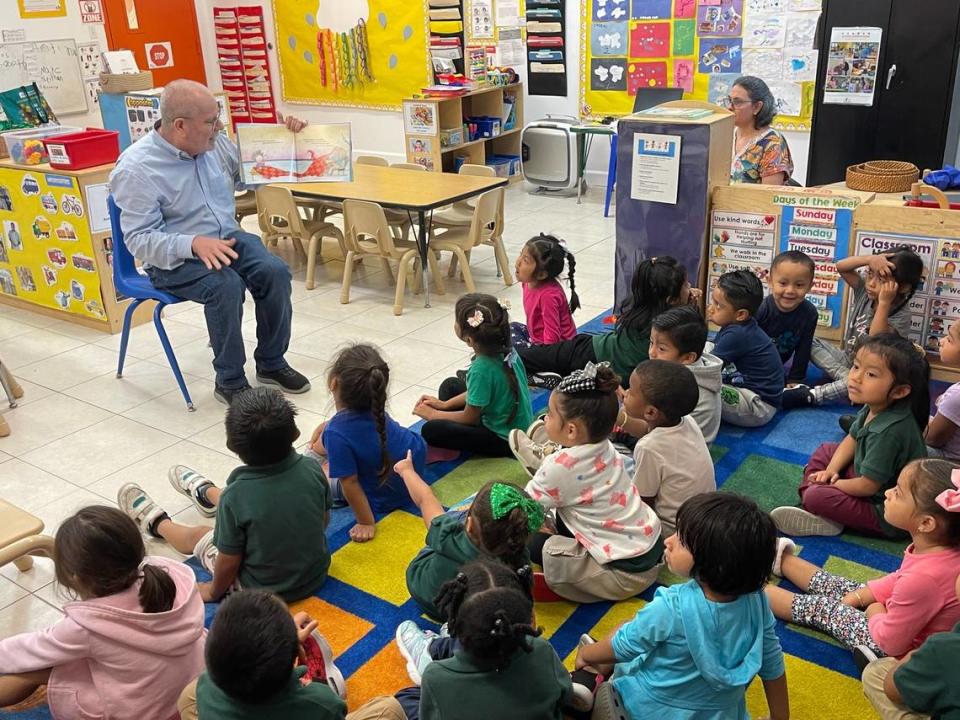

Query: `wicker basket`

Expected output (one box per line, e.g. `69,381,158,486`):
846,160,919,193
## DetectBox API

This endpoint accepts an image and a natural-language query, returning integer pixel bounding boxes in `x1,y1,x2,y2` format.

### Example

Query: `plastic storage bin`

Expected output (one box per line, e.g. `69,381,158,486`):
42,128,121,170
488,153,521,177
466,116,501,140
440,126,464,147
0,125,80,165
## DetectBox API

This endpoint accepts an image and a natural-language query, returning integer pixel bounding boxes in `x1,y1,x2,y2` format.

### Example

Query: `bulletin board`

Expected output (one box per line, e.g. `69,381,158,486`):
0,167,106,321
273,0,433,111
579,0,821,130
0,40,87,116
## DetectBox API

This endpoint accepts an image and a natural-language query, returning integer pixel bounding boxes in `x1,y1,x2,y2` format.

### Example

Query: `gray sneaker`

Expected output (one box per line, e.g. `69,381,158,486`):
168,465,217,518
118,483,168,538
771,507,843,537
509,427,561,477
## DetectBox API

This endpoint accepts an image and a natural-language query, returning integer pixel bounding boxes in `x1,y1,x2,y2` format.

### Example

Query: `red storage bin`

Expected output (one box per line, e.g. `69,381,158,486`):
42,128,120,170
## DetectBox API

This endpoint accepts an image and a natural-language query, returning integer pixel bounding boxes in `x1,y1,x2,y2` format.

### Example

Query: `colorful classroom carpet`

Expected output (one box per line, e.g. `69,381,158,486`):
3,312,923,720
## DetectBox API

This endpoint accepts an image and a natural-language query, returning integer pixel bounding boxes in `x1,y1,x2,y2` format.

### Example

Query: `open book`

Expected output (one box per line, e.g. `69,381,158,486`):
235,123,352,185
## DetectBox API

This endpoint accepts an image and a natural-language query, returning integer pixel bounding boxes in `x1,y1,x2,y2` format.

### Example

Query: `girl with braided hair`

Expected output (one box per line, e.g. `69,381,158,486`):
415,293,533,457
391,559,573,720
308,343,426,543
526,362,664,603
511,233,580,349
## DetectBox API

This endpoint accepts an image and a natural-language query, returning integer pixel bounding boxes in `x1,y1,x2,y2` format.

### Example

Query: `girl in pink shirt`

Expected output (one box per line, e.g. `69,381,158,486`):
765,458,960,660
511,233,580,348
0,506,206,720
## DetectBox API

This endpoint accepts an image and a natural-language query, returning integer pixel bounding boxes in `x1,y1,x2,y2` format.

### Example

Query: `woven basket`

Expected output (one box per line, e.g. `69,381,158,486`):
846,160,919,193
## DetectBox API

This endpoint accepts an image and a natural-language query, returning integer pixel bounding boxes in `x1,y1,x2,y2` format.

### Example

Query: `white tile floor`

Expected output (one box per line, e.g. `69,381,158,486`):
0,182,617,640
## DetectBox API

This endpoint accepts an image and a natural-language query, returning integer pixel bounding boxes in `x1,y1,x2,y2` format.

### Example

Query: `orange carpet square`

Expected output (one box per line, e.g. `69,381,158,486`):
345,641,412,712
288,596,374,657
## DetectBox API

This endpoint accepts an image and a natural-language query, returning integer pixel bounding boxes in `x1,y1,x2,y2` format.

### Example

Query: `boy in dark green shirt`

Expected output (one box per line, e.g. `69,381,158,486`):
119,387,332,603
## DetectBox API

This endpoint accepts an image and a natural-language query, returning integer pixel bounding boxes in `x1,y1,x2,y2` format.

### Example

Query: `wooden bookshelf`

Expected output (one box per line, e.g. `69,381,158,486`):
402,83,523,180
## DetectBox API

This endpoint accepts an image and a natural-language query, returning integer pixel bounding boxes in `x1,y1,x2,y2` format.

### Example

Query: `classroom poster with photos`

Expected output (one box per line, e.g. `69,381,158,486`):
823,26,882,106
853,231,955,356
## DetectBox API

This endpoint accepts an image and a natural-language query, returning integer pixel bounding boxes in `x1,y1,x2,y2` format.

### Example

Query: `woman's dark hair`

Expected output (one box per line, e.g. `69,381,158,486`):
524,233,580,314
675,492,776,597
908,458,960,546
225,386,299,466
617,256,688,337
455,293,520,423
886,246,925,302
468,482,536,569
555,364,621,442
54,506,176,613
855,333,931,430
328,343,391,483
733,75,777,128
651,305,708,358
434,559,540,669
206,590,299,704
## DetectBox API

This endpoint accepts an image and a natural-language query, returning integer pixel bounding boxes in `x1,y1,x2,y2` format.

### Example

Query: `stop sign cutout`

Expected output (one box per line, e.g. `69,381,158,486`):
145,42,174,69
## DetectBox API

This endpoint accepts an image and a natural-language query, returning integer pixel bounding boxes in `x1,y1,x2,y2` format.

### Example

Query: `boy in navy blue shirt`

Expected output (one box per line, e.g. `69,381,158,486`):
756,251,819,386
709,270,785,427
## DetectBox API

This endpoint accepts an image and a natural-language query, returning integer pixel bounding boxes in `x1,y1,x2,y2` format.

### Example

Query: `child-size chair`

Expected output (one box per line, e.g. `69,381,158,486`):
0,499,55,574
0,358,22,437
355,155,389,166
108,196,195,411
341,199,445,315
255,185,345,290
429,189,506,292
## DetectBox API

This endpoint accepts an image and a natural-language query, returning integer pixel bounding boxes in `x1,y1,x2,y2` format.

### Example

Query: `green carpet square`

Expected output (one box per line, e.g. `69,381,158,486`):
721,454,803,511
710,444,729,463
431,457,530,507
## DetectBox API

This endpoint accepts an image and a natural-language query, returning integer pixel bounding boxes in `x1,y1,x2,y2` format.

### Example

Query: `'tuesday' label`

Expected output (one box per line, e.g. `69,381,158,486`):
46,144,70,165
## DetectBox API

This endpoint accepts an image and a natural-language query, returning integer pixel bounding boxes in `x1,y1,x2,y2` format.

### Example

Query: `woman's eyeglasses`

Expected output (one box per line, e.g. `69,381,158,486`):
721,96,754,108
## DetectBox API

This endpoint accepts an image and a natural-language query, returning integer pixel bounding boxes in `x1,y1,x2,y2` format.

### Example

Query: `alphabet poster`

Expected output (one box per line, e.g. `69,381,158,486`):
273,0,432,110
581,0,821,130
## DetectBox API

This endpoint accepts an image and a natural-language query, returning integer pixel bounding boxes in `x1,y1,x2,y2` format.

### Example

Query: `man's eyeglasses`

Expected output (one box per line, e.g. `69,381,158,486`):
721,96,754,108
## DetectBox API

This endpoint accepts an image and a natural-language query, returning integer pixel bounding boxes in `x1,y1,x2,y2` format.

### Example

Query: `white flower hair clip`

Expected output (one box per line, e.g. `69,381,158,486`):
498,298,512,310
467,309,485,328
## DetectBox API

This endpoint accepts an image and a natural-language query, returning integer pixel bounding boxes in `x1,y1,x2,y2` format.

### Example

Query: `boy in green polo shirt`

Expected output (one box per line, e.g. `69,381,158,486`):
119,387,332,603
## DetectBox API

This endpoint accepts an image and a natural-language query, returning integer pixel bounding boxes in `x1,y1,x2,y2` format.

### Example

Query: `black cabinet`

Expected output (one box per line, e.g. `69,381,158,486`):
807,0,960,186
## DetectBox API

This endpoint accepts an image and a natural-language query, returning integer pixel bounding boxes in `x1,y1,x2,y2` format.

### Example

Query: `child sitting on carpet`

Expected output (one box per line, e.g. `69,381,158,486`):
783,245,923,408
862,573,960,719
771,333,929,538
308,343,427,543
925,320,960,461
525,362,664,603
510,233,580,349
517,255,699,387
397,451,540,621
620,359,716,536
118,387,332,603
576,493,788,720
709,269,785,427
766,458,960,664
0,507,205,720
756,250,819,387
416,293,533,458
392,559,573,720
175,589,396,720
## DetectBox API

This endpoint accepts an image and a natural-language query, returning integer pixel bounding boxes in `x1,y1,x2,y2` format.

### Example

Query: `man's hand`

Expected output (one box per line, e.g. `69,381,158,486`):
192,235,238,270
278,113,308,133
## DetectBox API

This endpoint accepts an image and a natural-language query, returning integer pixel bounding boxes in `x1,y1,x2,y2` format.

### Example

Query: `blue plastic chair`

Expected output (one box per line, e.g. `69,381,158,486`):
108,196,195,411
604,133,618,218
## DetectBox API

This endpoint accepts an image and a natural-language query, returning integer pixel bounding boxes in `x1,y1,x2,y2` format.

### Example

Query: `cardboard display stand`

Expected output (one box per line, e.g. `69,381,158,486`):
614,102,733,311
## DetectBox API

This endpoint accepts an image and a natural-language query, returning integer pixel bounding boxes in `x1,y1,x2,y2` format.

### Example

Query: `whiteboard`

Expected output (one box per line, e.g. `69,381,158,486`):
0,39,88,116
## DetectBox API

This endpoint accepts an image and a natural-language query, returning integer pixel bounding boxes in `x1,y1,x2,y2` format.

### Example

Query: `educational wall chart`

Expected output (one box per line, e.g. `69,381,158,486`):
273,0,433,110
580,0,821,130
0,167,105,320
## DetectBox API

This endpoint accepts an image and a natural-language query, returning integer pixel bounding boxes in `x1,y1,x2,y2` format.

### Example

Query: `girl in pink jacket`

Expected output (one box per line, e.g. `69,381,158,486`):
0,506,206,720
511,233,580,349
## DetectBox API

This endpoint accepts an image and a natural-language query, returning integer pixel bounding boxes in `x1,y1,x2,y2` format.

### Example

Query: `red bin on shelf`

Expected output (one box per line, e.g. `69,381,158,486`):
41,128,120,170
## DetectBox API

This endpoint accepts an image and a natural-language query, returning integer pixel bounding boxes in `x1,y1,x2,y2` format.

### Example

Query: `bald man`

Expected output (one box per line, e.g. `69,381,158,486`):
109,80,309,405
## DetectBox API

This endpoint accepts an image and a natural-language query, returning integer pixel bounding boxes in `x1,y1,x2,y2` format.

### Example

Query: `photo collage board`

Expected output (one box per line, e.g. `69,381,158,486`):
580,0,822,130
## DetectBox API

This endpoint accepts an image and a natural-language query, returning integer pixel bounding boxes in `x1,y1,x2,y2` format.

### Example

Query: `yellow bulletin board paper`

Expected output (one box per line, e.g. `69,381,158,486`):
0,168,106,321
579,0,818,130
17,0,66,19
274,0,433,111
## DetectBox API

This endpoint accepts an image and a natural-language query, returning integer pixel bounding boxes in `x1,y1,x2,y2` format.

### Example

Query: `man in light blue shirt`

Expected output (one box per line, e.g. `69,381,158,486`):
110,79,309,405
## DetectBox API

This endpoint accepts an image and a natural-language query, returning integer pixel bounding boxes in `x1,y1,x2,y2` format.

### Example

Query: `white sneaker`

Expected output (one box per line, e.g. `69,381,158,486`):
771,507,843,537
301,629,346,699
168,465,217,518
509,428,561,477
771,537,797,577
118,483,168,538
395,620,437,686
526,418,550,445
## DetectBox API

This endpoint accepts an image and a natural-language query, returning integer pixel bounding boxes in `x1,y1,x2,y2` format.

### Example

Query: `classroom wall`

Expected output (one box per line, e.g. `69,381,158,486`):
193,0,809,184
3,3,109,130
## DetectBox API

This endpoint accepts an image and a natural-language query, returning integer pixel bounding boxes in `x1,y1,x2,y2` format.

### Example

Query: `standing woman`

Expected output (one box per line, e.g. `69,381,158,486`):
725,76,794,185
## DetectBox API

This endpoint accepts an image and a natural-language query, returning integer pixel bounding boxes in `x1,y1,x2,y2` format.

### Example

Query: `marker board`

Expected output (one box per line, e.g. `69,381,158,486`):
0,39,88,116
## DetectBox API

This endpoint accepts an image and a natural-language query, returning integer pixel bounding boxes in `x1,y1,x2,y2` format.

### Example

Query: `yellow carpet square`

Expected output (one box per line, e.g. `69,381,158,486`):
288,596,374,657
535,598,580,639
563,598,647,668
330,511,426,606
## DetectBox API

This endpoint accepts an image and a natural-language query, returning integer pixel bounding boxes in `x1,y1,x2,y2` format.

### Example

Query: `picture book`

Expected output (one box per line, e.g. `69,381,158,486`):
235,122,352,184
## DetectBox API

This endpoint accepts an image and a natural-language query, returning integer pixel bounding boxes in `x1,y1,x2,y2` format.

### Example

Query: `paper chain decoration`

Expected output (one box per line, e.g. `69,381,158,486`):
316,18,374,90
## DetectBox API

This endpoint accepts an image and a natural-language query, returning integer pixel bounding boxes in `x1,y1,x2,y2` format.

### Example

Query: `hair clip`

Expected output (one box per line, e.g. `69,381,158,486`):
466,309,485,328
138,559,148,571
498,298,512,311
936,469,960,513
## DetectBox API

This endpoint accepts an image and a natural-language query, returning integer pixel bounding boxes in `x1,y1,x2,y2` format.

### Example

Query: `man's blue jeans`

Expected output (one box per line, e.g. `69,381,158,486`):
146,231,292,390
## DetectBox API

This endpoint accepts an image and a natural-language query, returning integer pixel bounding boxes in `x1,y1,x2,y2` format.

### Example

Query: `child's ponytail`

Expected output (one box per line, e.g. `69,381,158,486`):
139,562,177,613
367,364,391,484
565,249,581,315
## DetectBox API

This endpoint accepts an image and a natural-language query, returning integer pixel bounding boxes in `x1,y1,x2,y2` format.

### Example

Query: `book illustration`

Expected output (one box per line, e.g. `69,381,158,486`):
236,123,352,185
